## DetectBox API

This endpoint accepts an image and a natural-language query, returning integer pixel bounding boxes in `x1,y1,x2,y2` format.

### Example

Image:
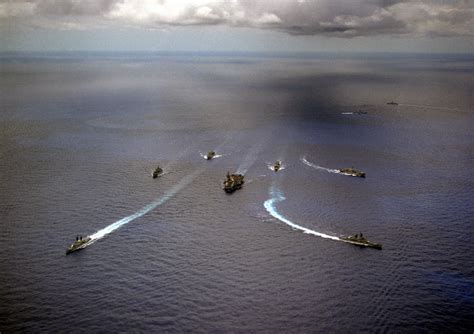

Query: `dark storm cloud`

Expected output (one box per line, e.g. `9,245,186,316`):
35,0,117,16
0,0,473,37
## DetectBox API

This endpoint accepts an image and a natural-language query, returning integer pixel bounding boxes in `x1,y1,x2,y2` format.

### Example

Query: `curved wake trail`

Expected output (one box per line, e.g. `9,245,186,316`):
264,186,341,242
301,157,340,174
88,169,203,242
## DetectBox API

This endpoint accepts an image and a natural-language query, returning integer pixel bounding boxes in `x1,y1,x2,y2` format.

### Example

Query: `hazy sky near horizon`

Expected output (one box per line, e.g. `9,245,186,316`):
1,0,473,53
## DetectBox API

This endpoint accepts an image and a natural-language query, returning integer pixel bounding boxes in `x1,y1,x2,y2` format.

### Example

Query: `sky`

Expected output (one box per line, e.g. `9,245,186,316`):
1,0,473,53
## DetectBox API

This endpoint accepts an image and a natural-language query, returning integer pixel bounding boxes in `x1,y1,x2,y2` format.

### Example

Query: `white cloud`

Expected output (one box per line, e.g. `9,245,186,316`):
255,13,281,25
0,0,473,37
0,2,35,18
195,6,219,20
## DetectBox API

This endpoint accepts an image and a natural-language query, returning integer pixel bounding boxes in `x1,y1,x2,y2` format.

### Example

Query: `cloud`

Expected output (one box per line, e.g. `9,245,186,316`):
1,0,473,37
35,0,117,16
255,13,281,25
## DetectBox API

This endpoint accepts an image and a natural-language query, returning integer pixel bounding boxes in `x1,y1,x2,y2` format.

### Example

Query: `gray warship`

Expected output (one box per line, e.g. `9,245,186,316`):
341,233,382,250
152,166,163,178
273,160,282,172
206,151,216,160
387,101,399,105
338,167,365,178
66,236,92,255
223,172,244,193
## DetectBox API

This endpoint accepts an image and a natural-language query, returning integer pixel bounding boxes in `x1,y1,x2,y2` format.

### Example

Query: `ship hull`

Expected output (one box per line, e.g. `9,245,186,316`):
338,169,365,178
340,172,365,178
223,174,244,193
66,238,92,255
224,185,242,193
341,238,382,250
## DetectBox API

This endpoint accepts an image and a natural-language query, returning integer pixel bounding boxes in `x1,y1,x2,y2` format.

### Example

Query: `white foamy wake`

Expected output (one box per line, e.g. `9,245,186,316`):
199,135,233,161
237,142,266,175
398,103,461,112
199,152,224,160
267,163,285,172
264,186,341,242
88,169,203,242
301,157,340,174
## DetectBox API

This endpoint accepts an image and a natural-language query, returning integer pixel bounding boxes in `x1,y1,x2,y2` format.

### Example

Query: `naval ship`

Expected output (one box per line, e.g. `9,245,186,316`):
66,236,92,255
152,165,163,178
206,151,216,160
341,233,382,249
223,172,244,193
338,167,365,178
272,160,282,172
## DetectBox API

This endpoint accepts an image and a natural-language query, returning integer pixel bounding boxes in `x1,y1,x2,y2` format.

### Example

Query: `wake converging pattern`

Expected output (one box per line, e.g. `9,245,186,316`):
88,169,203,242
264,185,341,242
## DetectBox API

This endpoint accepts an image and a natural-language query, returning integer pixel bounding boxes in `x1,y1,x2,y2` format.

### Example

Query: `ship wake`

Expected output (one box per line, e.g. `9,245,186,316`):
398,103,461,112
267,163,285,172
88,169,203,243
301,157,340,174
199,152,224,160
199,135,233,160
264,185,341,242
237,141,266,175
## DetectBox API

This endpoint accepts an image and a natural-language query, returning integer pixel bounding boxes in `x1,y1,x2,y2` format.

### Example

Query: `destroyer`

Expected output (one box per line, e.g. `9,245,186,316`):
152,165,163,178
338,167,365,178
341,233,382,250
387,101,399,105
206,151,216,160
223,172,244,193
66,236,92,254
273,160,282,172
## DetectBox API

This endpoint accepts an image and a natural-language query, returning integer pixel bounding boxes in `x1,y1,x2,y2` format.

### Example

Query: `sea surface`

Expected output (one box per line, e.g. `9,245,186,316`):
1,52,473,332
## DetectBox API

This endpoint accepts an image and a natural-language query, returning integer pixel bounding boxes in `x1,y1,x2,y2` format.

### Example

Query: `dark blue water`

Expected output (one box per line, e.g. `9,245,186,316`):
1,52,473,332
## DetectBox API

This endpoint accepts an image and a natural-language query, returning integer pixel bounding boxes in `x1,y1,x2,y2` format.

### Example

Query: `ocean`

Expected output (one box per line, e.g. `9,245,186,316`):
1,52,473,332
